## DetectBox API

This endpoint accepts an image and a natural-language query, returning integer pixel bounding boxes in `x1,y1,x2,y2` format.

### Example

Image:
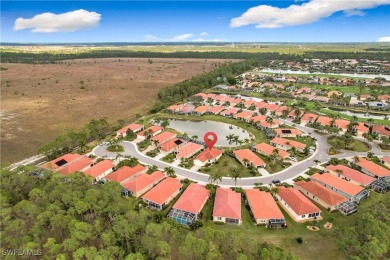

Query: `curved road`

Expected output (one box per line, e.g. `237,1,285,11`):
93,120,388,188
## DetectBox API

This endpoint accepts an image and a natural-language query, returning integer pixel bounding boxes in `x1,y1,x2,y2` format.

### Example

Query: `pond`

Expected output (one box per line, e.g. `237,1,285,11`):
163,119,252,147
324,108,388,120
260,68,390,80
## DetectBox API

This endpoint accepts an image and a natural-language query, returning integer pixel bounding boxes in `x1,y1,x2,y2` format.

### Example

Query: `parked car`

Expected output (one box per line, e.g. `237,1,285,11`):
272,179,281,184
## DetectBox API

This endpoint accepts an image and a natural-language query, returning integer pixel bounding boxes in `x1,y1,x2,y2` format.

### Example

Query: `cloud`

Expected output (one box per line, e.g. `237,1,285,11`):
231,0,390,28
378,36,390,42
200,32,208,36
192,38,226,42
170,33,193,41
144,34,158,41
14,9,101,33
344,9,366,17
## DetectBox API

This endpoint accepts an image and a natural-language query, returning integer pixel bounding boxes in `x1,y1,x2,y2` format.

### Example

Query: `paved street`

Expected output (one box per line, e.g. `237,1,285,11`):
92,120,388,188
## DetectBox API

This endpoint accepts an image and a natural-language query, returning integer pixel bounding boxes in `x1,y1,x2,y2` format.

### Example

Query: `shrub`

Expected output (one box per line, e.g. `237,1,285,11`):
296,237,303,244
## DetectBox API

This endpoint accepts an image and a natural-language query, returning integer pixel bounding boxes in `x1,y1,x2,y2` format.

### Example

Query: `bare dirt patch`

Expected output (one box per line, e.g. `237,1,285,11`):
1,58,237,163
307,226,320,231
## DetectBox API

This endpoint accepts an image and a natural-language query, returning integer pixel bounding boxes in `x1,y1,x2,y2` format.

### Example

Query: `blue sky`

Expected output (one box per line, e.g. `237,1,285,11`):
1,1,390,43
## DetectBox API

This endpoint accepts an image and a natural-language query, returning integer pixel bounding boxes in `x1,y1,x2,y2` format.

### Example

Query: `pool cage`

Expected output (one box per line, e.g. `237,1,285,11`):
371,180,389,193
268,219,287,229
353,189,370,203
337,201,358,215
168,208,197,226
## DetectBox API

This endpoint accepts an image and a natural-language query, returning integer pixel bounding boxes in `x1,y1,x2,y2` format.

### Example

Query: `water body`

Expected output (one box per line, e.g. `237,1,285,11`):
166,119,252,147
325,108,388,120
260,68,390,80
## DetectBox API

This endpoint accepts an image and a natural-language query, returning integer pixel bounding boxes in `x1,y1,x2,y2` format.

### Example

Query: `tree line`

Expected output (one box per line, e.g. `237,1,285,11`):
0,167,298,259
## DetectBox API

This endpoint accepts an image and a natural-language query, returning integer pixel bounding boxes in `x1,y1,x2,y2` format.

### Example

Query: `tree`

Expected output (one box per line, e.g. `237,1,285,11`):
147,165,159,174
226,134,235,144
231,168,241,188
254,182,262,189
161,119,170,129
164,167,176,178
191,135,198,140
233,135,239,145
208,173,222,185
242,158,250,167
353,156,360,164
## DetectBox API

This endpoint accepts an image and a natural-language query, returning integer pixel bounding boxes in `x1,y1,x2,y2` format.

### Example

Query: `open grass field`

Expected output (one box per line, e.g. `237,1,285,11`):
0,58,237,163
201,190,389,260
199,154,256,178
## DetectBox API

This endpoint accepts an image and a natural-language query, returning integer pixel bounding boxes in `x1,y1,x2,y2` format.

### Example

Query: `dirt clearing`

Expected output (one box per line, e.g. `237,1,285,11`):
1,58,238,163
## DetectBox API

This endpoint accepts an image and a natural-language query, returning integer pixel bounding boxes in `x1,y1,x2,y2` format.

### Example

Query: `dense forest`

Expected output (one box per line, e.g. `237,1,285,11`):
1,49,390,63
0,168,298,259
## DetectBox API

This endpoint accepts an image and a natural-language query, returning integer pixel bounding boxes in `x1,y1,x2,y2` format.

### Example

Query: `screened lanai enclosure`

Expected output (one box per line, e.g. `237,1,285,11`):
337,201,358,215
168,208,197,225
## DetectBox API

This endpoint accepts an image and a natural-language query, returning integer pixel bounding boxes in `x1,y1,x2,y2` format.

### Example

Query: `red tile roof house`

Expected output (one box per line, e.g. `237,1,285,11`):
294,181,347,211
121,171,165,198
159,138,187,153
168,183,210,225
372,125,390,139
57,157,94,176
355,157,390,179
248,115,267,124
296,87,312,94
326,164,375,187
270,137,306,153
313,96,330,103
166,104,185,113
275,187,321,222
275,128,303,138
243,99,258,109
220,107,239,117
255,101,268,110
300,113,319,125
287,110,298,120
40,153,85,171
104,164,147,184
350,122,368,137
275,106,290,117
257,119,281,130
192,105,210,116
213,188,242,225
311,173,369,203
233,149,266,168
234,111,254,121
315,116,333,127
333,119,351,134
207,106,225,115
178,104,195,115
194,148,223,166
83,160,115,182
252,143,290,159
151,131,177,146
266,103,280,114
245,189,285,227
137,125,164,140
382,156,390,168
116,123,144,137
174,142,204,159
142,177,182,210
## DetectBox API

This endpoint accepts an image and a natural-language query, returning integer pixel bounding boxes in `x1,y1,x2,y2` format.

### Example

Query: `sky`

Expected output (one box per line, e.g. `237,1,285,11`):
1,0,390,43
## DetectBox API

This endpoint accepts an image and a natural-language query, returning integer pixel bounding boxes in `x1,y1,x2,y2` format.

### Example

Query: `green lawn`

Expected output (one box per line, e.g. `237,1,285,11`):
199,154,257,178
319,108,390,126
327,136,370,152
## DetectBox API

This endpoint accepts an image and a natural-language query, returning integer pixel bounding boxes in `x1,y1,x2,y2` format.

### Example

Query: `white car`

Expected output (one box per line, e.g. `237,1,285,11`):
290,157,297,162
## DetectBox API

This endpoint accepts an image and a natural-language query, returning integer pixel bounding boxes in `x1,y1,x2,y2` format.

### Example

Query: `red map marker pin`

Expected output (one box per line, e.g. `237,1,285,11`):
204,132,218,150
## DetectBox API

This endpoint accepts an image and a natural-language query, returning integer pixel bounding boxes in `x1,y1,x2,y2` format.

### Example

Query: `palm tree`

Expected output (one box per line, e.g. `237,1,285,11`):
208,173,222,185
161,119,170,129
244,138,250,146
233,135,239,145
254,182,262,189
183,132,189,138
367,152,374,158
353,156,360,164
128,157,139,167
238,140,244,149
231,169,241,188
191,135,198,141
147,165,159,174
115,153,123,161
152,139,159,147
226,134,235,144
334,169,343,176
243,158,250,167
271,149,279,165
164,167,176,177
381,136,390,147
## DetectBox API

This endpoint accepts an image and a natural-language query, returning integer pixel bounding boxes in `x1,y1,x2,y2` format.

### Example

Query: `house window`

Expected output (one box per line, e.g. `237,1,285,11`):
217,217,222,220
302,215,306,218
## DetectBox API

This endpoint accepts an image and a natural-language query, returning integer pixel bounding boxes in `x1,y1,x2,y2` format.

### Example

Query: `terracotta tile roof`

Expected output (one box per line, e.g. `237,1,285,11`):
300,113,319,123
175,142,203,158
271,137,306,149
244,99,257,107
159,138,186,152
58,157,93,175
167,104,185,111
195,148,223,163
178,104,195,113
208,106,225,114
214,95,228,101
255,102,268,109
311,173,364,196
221,107,239,116
267,103,279,111
288,110,297,118
84,160,114,178
246,189,284,220
356,157,390,177
142,177,182,205
382,156,390,164
277,187,321,215
172,183,210,214
122,171,165,193
258,120,280,128
117,123,143,134
249,115,267,123
138,125,163,137
372,125,390,137
294,181,347,207
235,111,254,119
233,149,266,167
105,165,146,183
334,119,350,130
151,131,176,144
213,188,241,219
40,153,84,170
275,106,290,115
316,116,333,127
326,164,375,186
253,143,290,158
193,105,210,113
275,128,302,136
